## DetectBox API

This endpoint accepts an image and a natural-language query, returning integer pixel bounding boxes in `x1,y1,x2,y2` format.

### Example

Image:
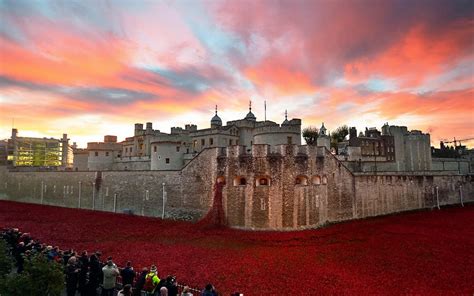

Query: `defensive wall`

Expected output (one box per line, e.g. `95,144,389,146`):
0,145,472,230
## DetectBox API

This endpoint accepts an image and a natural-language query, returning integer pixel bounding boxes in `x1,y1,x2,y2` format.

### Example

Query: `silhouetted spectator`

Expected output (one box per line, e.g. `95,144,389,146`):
201,283,218,296
78,251,89,296
164,275,178,296
88,252,102,295
120,261,136,287
134,267,149,296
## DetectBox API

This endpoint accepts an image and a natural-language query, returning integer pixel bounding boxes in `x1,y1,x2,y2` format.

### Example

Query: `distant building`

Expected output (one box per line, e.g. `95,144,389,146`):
339,123,431,172
0,140,8,166
347,126,395,161
430,141,473,174
7,129,73,170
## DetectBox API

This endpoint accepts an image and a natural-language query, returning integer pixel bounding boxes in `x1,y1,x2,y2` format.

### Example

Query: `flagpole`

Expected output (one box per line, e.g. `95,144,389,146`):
264,100,266,122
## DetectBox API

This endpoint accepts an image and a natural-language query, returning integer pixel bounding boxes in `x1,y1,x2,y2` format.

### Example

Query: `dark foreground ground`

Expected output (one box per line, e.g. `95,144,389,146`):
0,200,473,295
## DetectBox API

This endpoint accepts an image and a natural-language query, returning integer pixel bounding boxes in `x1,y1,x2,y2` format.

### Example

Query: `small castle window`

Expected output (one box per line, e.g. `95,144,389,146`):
193,140,197,148
125,148,128,153
210,138,214,146
287,136,292,144
256,177,270,186
165,158,170,164
201,139,205,146
154,146,157,152
176,146,180,152
295,175,308,186
312,176,321,185
229,139,233,145
130,148,133,153
233,176,247,186
105,152,109,157
94,152,98,157
322,175,328,185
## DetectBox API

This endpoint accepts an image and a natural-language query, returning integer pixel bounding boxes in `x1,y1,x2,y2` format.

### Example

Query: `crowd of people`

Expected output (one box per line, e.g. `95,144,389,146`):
1,228,236,296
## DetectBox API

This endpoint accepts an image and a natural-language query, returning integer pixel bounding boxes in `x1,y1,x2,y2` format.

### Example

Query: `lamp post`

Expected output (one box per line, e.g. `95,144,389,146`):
78,181,82,208
162,183,166,219
373,142,377,175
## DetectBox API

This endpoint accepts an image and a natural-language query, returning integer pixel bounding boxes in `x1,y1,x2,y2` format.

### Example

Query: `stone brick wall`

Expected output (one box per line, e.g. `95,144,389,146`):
0,145,472,231
0,148,219,221
353,174,473,218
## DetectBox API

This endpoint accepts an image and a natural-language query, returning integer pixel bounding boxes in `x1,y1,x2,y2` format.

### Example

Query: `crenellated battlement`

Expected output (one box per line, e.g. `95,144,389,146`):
219,144,327,158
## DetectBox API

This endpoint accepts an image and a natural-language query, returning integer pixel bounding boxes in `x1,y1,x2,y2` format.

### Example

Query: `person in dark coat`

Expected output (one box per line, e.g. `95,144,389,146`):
164,275,178,296
78,251,89,296
120,261,136,287
87,252,103,295
66,256,80,296
14,242,26,273
134,267,149,296
200,284,218,296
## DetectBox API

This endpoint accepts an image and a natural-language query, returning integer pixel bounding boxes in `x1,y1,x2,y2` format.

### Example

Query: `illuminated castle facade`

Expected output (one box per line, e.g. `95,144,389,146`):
74,104,302,171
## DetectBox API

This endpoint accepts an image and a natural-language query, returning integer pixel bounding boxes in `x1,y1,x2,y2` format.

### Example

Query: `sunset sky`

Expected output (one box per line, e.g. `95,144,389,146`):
1,0,473,148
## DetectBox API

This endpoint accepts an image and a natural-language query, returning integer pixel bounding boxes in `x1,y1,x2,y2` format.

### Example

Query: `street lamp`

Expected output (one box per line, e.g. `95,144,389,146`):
162,183,166,219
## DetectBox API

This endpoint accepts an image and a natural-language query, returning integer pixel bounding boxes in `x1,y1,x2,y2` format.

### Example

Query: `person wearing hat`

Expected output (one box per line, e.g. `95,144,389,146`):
143,265,160,296
102,258,120,296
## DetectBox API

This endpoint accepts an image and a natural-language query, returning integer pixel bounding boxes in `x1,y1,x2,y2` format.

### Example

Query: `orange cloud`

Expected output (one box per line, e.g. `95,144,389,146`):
0,31,130,88
244,54,318,96
344,20,474,86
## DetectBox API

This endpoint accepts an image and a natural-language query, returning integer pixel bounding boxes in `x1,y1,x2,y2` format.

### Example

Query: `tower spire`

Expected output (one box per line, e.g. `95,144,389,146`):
215,105,218,115
249,100,252,111
285,109,288,120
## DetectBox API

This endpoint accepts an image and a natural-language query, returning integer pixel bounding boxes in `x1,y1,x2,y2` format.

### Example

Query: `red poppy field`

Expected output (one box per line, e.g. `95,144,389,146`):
1,200,473,295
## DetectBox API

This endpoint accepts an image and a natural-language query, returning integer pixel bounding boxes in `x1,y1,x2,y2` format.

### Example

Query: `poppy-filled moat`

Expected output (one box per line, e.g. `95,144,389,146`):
1,200,473,295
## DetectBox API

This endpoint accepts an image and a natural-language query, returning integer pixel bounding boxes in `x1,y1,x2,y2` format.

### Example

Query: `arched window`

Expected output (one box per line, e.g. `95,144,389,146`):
295,175,308,186
233,176,247,186
312,176,321,185
322,175,328,185
216,176,226,185
256,176,270,187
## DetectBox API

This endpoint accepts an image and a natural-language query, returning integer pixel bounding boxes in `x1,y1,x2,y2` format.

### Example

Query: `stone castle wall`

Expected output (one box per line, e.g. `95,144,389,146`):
0,148,219,221
1,145,472,230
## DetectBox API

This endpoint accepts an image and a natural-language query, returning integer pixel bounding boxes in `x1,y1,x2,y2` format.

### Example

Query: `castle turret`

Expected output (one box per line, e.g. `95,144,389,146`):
317,123,330,149
211,105,222,128
146,122,153,135
282,110,290,125
349,127,357,140
134,123,143,136
320,122,327,136
244,101,256,122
